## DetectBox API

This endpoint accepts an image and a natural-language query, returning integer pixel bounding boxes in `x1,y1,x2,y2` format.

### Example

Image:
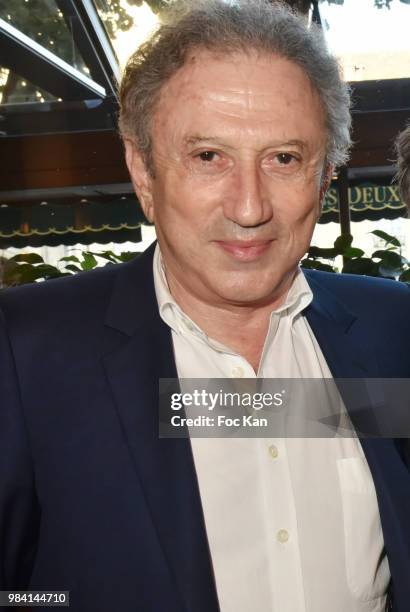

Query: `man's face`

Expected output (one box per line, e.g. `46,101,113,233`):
127,50,330,308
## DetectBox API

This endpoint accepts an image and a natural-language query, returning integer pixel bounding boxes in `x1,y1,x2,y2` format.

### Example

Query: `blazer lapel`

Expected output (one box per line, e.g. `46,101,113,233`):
303,271,377,377
303,271,385,437
101,245,219,612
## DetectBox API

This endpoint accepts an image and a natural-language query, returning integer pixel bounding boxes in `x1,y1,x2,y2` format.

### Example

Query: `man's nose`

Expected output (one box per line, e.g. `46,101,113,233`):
223,162,273,227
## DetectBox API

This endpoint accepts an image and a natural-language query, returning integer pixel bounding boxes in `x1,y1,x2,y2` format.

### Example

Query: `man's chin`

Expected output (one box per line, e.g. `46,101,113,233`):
210,266,297,307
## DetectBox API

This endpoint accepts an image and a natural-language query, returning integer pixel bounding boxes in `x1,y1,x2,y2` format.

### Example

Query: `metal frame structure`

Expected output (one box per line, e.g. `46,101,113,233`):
0,0,120,136
0,17,106,101
55,0,120,98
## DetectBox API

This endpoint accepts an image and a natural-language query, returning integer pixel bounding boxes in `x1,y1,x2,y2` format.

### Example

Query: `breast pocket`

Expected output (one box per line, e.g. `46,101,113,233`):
337,457,391,602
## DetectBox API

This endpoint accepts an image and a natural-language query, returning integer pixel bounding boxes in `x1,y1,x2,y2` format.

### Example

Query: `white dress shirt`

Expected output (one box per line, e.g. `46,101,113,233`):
153,245,390,612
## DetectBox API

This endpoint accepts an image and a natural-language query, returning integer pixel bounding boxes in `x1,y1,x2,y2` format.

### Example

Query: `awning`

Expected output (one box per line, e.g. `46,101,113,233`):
0,179,407,249
0,194,145,248
320,181,407,223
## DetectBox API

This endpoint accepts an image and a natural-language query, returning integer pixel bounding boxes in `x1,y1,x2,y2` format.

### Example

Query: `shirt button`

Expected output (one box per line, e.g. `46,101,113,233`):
268,444,278,459
277,529,289,543
231,366,244,378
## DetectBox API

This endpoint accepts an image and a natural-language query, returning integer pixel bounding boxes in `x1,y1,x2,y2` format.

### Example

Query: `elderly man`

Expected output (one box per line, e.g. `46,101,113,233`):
0,1,409,611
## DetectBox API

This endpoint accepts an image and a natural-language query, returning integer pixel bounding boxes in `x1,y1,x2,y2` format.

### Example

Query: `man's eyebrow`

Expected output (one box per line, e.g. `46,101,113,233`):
270,139,307,150
184,136,308,151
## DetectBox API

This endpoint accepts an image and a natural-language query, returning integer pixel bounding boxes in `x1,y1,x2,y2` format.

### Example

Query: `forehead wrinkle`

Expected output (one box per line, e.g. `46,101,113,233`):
158,52,324,127
197,87,290,117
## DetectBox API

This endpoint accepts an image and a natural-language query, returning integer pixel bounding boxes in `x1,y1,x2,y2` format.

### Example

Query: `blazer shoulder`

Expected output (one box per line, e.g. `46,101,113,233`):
0,260,122,329
304,269,410,312
303,270,410,374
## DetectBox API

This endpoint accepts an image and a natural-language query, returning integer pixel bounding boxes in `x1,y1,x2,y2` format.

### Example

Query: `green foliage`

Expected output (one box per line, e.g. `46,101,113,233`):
301,230,410,284
0,250,139,288
370,229,401,247
1,230,408,289
119,0,169,15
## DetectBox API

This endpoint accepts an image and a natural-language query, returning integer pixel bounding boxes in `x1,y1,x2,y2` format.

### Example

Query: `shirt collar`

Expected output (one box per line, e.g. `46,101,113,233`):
153,242,313,343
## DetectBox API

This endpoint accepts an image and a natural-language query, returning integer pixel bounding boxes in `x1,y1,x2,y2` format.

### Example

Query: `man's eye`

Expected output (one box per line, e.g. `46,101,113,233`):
276,152,295,165
198,151,217,162
190,150,230,176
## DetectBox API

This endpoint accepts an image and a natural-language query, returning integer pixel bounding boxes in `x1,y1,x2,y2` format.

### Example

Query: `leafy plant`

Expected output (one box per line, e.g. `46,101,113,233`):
1,230,409,289
0,250,138,288
301,230,410,284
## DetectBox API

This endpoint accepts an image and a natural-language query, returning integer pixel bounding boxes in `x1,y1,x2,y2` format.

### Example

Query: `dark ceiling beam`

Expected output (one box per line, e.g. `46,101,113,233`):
0,99,116,137
0,183,133,205
55,0,120,98
0,131,127,192
350,109,410,167
0,17,106,101
0,103,409,192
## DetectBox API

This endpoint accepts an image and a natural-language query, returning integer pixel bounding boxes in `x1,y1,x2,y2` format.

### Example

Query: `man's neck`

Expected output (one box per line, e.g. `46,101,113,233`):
164,269,296,373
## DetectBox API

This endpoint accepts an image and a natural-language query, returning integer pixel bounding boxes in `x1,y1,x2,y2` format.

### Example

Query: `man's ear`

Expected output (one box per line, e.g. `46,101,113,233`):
318,162,334,215
124,139,155,223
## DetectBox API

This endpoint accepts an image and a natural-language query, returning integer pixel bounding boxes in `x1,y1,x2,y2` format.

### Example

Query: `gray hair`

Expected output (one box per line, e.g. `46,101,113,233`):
395,125,410,210
119,0,352,172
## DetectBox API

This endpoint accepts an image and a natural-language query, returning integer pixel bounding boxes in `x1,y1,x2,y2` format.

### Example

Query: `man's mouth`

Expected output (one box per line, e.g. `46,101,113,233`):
215,240,273,261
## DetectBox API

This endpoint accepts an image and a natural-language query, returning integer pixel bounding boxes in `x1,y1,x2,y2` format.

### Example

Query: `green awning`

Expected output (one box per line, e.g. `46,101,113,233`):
0,180,407,250
0,196,146,248
321,182,407,223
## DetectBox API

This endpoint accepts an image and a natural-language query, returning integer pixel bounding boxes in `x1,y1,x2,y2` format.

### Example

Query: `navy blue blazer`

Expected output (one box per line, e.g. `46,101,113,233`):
0,242,409,612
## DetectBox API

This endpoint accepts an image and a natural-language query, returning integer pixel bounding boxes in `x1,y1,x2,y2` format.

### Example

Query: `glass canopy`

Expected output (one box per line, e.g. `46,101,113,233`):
0,0,119,133
0,0,89,77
